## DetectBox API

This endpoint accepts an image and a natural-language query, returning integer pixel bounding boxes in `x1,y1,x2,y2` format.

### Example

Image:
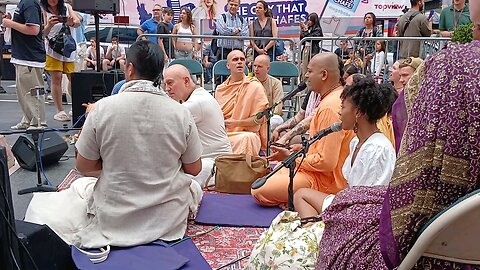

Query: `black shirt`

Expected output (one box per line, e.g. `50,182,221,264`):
156,22,174,58
335,48,349,61
11,0,45,64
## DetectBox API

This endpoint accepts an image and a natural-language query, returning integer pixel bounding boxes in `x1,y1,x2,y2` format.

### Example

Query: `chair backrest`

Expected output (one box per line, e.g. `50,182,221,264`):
398,189,480,269
268,61,299,78
212,60,230,77
169,59,203,76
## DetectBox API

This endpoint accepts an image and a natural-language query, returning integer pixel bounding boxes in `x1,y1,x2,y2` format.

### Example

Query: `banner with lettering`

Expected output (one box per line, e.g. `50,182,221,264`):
104,0,410,37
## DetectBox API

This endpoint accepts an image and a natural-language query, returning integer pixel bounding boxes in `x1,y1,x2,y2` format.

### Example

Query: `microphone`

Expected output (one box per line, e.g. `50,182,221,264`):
309,122,342,142
283,82,307,101
251,176,267,190
255,82,307,120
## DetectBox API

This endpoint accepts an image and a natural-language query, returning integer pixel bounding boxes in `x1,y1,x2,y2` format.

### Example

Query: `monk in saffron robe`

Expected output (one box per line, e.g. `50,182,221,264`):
252,53,355,206
215,50,269,156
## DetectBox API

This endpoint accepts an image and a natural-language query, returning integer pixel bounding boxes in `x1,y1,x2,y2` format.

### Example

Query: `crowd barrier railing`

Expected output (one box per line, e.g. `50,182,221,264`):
298,36,451,80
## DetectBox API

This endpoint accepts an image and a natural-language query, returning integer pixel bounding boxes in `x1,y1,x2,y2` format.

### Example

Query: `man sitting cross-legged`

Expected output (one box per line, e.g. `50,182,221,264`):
215,50,269,156
25,40,203,248
251,52,355,206
164,64,232,187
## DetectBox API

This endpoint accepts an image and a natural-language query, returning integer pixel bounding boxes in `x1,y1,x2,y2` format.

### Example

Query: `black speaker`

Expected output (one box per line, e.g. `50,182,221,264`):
71,70,124,127
15,220,76,270
73,0,119,14
11,132,68,171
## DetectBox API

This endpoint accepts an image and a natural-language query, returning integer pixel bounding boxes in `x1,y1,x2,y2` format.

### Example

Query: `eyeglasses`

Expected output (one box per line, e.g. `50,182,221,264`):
152,9,161,11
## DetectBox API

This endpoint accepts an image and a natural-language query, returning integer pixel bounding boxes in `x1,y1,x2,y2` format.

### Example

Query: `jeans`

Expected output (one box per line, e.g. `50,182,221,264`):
174,50,193,59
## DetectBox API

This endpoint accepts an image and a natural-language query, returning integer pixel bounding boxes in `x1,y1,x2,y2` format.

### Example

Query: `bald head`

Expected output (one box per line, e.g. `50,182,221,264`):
164,64,190,79
253,54,271,80
227,50,246,78
163,64,196,102
305,53,341,93
311,53,341,76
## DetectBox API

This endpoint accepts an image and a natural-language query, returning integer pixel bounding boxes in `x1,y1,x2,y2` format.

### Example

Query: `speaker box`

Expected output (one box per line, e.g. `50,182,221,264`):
71,71,124,127
15,220,76,270
11,132,68,171
72,0,119,14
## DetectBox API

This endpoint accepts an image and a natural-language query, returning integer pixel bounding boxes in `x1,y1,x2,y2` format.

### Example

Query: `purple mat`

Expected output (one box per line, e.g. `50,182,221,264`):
195,193,282,227
72,239,211,270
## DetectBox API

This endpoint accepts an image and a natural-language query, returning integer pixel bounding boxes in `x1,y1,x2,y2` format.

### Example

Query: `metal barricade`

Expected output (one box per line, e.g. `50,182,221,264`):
298,36,451,81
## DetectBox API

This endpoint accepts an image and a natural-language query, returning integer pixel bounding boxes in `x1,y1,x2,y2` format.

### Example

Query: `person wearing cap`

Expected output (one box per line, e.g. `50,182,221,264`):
391,57,423,153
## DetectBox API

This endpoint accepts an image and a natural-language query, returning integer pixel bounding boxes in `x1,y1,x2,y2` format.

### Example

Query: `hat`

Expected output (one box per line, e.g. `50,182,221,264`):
400,57,423,70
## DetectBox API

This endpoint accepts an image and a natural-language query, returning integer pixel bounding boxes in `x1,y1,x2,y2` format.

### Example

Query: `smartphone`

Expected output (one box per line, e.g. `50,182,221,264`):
57,16,68,23
428,10,435,20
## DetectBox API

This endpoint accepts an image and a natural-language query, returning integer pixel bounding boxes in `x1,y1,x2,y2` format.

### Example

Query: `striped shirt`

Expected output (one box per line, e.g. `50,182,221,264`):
215,12,249,49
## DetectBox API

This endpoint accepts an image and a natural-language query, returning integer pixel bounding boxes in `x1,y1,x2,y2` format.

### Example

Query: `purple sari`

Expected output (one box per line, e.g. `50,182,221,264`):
391,90,407,154
317,41,480,270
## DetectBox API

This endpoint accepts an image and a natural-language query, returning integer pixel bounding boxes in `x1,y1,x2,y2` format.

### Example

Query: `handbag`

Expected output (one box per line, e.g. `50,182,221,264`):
48,23,77,58
206,154,268,194
245,211,325,270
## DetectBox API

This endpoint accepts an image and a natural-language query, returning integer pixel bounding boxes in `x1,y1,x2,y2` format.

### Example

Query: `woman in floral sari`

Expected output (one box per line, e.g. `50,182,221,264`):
316,34,480,269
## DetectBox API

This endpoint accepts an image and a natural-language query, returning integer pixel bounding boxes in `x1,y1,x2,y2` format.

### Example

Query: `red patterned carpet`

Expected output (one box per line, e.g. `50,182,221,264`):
186,222,266,269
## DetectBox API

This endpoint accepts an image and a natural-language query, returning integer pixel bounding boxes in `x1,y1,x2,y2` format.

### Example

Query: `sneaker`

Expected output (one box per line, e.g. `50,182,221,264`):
46,94,53,101
10,122,30,130
54,111,71,122
0,86,6,94
27,125,48,130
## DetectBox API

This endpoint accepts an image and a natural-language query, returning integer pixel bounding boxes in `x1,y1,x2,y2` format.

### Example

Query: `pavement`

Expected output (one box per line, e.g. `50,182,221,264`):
0,79,78,219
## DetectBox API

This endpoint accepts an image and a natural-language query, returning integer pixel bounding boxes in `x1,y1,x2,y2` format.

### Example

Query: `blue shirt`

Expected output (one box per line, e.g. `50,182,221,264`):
75,12,89,43
216,12,248,49
111,79,126,95
140,18,161,43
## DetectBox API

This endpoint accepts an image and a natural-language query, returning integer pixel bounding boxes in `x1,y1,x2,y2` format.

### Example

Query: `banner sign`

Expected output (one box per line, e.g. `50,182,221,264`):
104,0,410,37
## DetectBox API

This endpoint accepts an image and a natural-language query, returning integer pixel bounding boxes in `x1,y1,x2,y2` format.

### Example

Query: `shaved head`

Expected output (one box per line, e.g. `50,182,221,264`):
164,64,190,79
253,54,271,80
310,53,340,76
305,52,341,93
255,55,270,66
163,64,195,102
227,50,246,78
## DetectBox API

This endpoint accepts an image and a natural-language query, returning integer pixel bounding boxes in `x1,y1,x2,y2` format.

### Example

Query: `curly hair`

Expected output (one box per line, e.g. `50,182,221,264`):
340,76,398,122
178,7,193,26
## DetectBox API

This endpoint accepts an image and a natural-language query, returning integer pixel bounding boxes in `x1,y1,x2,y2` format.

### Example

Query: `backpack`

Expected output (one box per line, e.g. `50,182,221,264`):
48,23,77,58
211,14,244,56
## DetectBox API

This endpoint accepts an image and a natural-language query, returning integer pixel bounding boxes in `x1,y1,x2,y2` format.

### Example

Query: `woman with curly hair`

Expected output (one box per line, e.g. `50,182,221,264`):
172,7,200,59
294,76,397,223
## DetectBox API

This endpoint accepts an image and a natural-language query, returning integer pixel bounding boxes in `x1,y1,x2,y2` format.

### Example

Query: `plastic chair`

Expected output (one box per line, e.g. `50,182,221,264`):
212,60,249,93
268,61,299,79
398,189,480,269
169,59,204,87
268,61,301,117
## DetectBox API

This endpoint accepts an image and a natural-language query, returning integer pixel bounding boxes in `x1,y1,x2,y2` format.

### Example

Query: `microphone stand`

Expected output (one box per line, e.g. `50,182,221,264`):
261,135,311,211
0,128,82,195
257,87,303,156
